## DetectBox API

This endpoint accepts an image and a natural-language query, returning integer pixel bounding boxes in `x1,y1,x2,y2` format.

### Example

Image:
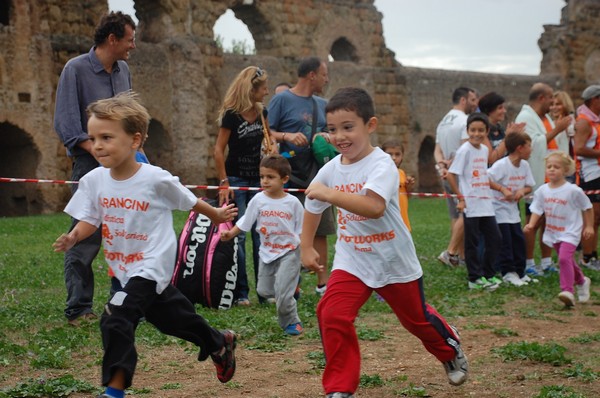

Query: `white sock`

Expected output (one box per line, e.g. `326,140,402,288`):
526,259,536,268
541,257,552,268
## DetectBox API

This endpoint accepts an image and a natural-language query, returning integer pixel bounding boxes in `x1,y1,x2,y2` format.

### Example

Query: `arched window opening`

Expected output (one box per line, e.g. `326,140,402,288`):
417,135,440,193
143,119,173,172
0,122,42,216
0,1,11,26
329,37,359,63
213,9,255,55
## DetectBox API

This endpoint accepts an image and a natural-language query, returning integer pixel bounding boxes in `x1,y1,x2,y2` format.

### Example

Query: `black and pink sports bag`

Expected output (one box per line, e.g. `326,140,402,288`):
171,202,239,309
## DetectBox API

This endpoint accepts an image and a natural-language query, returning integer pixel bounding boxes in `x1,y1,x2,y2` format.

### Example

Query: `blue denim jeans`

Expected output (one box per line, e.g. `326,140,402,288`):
228,176,261,301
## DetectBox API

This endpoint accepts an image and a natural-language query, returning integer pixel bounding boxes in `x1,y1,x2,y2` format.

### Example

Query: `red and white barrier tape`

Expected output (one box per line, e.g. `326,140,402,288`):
4,176,596,199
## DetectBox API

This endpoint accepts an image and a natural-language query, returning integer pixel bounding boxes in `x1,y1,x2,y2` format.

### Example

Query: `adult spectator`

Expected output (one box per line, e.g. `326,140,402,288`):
573,85,600,271
54,11,136,326
268,57,335,295
478,91,526,165
434,87,478,266
515,83,572,275
274,82,292,95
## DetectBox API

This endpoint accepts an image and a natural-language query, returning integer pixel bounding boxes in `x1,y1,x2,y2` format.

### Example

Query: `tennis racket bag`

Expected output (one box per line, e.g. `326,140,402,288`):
171,202,239,309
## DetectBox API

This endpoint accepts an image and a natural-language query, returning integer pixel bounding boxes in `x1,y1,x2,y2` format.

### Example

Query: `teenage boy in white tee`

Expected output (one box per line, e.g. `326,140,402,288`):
53,92,238,398
221,154,304,336
447,113,502,291
487,132,536,286
301,87,468,398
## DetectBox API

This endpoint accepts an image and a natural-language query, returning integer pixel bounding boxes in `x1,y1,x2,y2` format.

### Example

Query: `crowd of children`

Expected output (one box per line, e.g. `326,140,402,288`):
52,74,600,397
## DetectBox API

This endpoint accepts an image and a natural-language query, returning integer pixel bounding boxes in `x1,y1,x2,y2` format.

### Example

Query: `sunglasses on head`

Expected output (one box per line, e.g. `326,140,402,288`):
252,67,264,82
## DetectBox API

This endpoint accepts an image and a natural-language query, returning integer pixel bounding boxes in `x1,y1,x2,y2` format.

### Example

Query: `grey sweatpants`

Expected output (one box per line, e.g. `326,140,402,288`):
256,248,301,329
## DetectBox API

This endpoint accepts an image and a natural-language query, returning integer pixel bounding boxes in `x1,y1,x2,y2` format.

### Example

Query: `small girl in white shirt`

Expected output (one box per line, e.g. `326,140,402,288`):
524,151,593,307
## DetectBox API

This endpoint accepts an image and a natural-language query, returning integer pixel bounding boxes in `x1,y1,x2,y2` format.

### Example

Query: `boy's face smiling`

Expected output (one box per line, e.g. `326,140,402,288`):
466,120,488,148
88,115,141,179
327,109,377,165
260,166,288,198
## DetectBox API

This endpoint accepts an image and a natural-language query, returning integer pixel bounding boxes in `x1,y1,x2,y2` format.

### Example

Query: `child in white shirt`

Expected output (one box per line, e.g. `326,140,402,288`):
221,154,304,335
487,132,536,286
524,151,593,307
53,92,238,398
301,88,468,398
447,113,502,290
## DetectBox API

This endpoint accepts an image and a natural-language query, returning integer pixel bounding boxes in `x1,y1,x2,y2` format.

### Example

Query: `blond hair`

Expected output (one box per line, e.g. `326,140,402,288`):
553,91,575,116
545,151,575,176
86,91,150,142
217,66,268,124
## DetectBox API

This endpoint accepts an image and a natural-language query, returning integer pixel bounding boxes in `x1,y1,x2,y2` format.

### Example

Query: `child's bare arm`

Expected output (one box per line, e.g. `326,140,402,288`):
513,186,532,202
53,221,97,252
192,199,237,225
305,182,386,219
446,172,465,212
489,180,513,201
221,225,242,241
582,208,594,240
300,210,324,273
405,175,415,192
523,213,542,233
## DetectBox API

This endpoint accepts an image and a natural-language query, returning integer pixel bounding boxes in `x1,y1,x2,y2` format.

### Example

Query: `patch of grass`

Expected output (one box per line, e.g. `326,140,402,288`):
535,385,585,398
357,327,384,341
306,350,326,371
562,363,599,383
359,373,385,388
0,375,98,397
492,327,519,337
492,341,571,366
394,383,428,397
569,332,600,344
159,382,182,390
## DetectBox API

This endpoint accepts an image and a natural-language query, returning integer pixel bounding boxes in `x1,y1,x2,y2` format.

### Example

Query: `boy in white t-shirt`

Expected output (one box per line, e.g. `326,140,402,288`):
52,92,238,398
221,154,304,335
487,132,536,286
447,113,502,291
524,151,593,307
301,88,467,398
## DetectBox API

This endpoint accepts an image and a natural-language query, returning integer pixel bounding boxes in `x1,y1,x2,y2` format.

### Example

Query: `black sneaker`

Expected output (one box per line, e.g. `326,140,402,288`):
211,330,237,383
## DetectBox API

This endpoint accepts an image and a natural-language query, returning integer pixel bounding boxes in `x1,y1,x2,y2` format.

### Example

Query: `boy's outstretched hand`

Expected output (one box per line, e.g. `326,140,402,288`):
300,246,325,274
210,203,238,225
53,233,77,252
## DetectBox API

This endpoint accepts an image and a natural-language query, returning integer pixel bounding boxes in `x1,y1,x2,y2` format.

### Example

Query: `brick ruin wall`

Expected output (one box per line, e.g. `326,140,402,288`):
0,0,598,216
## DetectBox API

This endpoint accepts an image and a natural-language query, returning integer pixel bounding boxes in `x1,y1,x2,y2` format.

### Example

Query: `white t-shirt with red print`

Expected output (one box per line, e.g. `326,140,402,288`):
236,192,303,264
448,141,494,217
65,164,198,294
529,182,592,247
305,147,423,288
487,157,536,224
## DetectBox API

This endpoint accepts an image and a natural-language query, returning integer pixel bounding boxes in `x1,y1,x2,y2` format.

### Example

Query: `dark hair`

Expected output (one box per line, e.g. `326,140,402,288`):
504,131,531,154
325,87,375,123
297,57,323,78
260,154,291,178
466,112,490,130
381,139,404,153
452,87,473,105
478,92,505,115
94,11,136,46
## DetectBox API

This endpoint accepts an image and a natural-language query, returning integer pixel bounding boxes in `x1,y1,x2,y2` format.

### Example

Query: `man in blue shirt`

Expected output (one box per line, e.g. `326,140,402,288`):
53,11,136,326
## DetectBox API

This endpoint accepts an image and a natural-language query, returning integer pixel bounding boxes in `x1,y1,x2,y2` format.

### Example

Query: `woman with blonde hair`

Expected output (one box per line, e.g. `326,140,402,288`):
214,66,275,306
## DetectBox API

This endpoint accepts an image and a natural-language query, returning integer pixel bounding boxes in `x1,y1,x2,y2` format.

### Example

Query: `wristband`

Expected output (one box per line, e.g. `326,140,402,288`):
220,178,229,184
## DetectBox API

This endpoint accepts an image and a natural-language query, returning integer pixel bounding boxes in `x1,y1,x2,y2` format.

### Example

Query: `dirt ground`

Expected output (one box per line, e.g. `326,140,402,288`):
57,302,600,398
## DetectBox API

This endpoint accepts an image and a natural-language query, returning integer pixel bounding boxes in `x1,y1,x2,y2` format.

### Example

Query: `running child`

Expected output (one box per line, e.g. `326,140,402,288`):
447,112,502,290
53,92,238,398
487,132,536,286
301,87,468,398
221,154,304,336
524,151,593,307
381,139,414,231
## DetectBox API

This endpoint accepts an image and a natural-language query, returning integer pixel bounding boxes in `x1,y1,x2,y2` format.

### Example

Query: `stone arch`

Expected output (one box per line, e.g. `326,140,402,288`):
0,1,10,25
584,48,600,84
0,122,42,216
417,135,440,193
330,37,359,63
228,3,275,54
214,9,255,54
143,119,174,172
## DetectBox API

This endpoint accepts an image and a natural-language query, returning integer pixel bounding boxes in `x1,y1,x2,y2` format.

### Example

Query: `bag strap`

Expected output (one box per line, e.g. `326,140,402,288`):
310,97,319,148
259,109,273,154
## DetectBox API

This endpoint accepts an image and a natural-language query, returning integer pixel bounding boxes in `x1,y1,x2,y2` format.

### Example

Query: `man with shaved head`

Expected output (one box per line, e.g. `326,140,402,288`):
515,83,572,276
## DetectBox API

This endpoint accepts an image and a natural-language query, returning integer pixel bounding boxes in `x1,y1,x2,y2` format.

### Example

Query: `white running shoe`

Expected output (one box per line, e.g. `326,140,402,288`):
521,274,539,284
576,277,591,303
502,272,527,287
558,291,576,307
